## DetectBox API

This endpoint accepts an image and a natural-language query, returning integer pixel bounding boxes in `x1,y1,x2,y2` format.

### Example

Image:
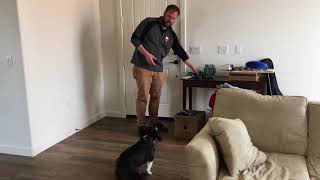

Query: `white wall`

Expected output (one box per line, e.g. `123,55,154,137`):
0,0,32,156
186,0,320,110
2,0,318,156
99,0,125,118
17,0,105,156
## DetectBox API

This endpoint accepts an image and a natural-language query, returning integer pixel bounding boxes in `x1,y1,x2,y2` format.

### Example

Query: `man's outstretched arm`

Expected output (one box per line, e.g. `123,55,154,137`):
171,30,201,74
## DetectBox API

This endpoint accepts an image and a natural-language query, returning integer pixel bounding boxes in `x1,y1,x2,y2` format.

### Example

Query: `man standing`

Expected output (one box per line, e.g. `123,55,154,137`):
131,5,201,135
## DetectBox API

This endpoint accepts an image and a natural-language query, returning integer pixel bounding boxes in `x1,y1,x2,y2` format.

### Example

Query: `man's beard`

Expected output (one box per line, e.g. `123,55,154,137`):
161,18,171,27
164,22,171,27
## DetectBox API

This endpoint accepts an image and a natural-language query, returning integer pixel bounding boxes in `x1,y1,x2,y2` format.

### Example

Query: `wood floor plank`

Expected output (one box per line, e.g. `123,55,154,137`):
0,117,190,180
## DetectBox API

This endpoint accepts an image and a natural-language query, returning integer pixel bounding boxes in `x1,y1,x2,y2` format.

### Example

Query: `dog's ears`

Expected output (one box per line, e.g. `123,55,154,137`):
153,127,162,142
142,135,148,142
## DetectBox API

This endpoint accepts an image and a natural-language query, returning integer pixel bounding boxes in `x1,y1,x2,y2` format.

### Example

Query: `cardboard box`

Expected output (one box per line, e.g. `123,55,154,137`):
174,110,206,140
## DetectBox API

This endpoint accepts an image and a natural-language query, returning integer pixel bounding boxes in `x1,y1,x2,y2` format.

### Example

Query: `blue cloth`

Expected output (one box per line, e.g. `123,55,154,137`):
246,61,268,70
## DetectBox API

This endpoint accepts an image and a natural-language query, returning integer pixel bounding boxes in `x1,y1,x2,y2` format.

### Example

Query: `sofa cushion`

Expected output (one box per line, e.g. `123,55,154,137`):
185,123,220,180
307,102,320,157
307,157,320,180
214,88,308,156
218,153,310,180
209,117,267,176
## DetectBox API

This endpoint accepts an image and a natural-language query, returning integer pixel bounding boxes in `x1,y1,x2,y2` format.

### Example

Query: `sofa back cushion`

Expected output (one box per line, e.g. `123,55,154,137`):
307,102,320,157
214,88,307,156
209,117,267,176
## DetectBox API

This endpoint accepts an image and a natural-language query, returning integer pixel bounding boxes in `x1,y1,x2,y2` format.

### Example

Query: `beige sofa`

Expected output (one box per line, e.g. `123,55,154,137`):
185,88,320,180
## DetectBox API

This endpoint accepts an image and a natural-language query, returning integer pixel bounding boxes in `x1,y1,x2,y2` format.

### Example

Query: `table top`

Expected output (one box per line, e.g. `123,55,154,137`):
181,69,274,83
229,69,275,74
181,76,263,82
181,76,226,81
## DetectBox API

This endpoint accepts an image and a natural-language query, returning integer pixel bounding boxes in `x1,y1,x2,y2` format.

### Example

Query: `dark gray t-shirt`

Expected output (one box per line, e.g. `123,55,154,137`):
131,17,189,72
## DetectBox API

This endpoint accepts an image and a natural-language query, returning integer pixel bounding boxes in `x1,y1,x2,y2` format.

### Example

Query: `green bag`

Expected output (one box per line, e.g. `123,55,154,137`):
203,64,216,79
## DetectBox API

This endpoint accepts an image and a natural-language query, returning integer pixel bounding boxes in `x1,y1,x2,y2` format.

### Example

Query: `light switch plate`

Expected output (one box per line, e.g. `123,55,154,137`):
189,45,201,54
217,46,223,54
218,45,228,54
222,45,228,54
6,56,14,69
235,45,242,54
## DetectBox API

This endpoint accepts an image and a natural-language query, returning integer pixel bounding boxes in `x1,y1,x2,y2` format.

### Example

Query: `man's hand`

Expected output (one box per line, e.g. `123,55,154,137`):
144,53,157,66
193,67,202,75
184,59,202,75
137,45,157,66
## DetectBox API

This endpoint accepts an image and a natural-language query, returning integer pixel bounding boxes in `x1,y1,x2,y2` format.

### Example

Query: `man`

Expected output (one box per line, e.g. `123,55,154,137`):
131,5,201,135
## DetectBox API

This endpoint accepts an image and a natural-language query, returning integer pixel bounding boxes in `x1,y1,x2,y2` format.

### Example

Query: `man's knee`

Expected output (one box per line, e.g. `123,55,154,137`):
137,96,148,103
149,95,160,102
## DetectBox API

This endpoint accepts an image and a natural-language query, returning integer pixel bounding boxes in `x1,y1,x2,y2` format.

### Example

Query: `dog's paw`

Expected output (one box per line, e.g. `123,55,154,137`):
147,171,153,175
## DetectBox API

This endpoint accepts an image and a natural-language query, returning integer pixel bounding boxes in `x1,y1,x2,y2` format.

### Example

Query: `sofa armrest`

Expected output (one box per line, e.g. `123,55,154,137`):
185,123,220,180
307,102,320,157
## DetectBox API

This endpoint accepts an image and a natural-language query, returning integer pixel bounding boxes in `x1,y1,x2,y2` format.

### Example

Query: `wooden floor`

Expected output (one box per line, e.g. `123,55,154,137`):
0,117,190,180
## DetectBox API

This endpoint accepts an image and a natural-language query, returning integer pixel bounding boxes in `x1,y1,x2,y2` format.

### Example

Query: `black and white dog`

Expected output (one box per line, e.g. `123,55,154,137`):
115,127,162,180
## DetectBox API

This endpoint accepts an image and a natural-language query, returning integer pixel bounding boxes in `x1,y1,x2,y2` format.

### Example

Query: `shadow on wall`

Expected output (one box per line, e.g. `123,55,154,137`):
98,0,122,115
79,17,103,122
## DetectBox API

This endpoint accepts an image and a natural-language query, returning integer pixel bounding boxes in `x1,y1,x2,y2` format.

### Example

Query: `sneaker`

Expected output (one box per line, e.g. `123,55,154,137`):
154,122,169,133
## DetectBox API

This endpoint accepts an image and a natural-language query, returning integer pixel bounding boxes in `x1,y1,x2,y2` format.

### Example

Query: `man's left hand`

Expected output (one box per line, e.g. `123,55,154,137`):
184,59,202,75
193,67,202,75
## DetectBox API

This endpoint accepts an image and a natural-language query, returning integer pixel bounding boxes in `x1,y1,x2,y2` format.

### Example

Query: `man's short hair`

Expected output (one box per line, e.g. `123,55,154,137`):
164,4,180,16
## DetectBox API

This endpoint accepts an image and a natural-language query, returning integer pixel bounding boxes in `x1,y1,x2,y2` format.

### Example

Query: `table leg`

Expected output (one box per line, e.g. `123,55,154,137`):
267,74,272,96
189,87,192,110
183,85,186,110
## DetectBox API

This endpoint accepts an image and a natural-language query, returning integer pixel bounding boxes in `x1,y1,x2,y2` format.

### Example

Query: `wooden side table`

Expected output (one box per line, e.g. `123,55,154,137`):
181,76,268,110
